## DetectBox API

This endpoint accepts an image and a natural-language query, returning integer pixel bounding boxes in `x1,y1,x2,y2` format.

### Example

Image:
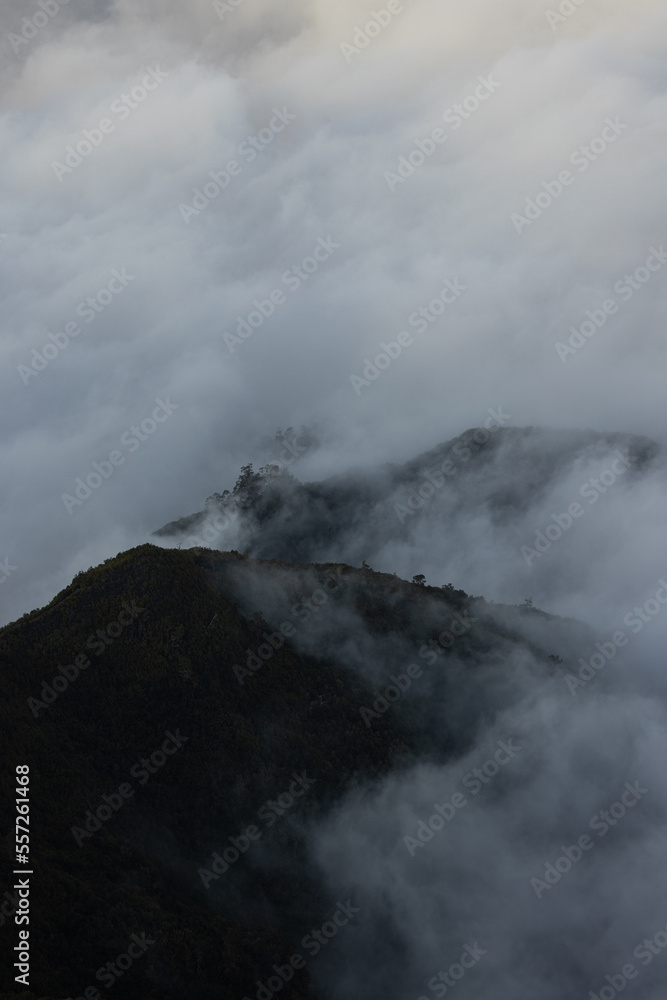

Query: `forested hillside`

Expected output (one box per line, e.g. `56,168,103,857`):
0,544,587,999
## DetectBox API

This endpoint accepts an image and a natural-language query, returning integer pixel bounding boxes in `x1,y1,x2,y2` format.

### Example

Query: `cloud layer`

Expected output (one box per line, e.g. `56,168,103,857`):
1,2,666,622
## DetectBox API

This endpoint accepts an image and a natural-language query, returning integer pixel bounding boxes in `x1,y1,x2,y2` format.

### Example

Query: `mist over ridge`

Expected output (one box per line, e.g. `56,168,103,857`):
2,0,667,996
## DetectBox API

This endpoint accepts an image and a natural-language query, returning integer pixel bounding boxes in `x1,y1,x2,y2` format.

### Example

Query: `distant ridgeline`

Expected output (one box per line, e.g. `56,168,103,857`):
154,425,658,564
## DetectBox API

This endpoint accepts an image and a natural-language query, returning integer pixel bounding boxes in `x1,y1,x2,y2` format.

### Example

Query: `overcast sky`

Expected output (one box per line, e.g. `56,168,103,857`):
1,0,666,625
3,7,667,998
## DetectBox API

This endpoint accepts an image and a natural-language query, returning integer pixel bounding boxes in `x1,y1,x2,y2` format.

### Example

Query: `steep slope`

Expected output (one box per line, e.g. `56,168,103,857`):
153,425,660,569
0,544,597,999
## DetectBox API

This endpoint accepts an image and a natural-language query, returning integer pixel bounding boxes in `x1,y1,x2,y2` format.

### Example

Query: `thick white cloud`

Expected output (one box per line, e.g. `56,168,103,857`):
1,0,666,626
2,6,667,996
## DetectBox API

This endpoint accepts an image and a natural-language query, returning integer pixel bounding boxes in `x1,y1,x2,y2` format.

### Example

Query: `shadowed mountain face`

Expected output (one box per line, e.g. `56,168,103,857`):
3,427,667,1000
0,544,590,1000
153,426,660,598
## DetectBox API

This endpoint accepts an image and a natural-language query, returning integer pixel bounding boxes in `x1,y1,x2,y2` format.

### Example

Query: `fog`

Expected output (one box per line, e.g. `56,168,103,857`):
308,686,667,999
2,0,666,626
2,0,667,996
206,486,667,998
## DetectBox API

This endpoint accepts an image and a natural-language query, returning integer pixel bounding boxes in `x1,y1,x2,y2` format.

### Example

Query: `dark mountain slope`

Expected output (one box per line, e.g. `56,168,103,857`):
0,544,597,1000
153,426,659,567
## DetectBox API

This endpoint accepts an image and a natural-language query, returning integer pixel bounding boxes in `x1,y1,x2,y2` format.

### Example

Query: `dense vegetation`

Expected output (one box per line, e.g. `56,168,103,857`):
154,426,659,566
0,539,597,997
0,546,474,999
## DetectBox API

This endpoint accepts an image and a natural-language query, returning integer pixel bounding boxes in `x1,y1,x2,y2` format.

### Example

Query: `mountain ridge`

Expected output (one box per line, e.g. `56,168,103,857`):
151,425,660,575
0,541,595,999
